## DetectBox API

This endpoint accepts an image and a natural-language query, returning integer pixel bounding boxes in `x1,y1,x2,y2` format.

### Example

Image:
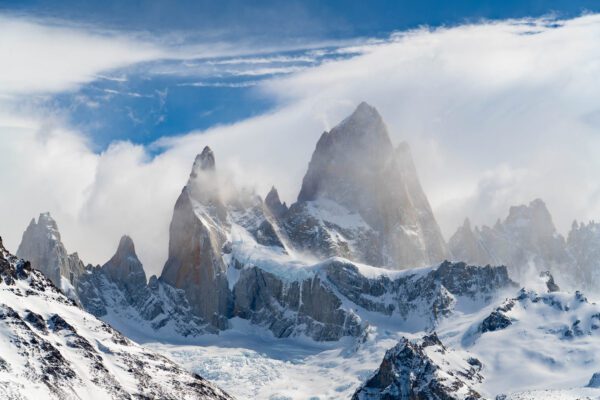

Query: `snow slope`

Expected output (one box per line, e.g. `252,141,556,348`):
146,275,600,399
0,238,232,400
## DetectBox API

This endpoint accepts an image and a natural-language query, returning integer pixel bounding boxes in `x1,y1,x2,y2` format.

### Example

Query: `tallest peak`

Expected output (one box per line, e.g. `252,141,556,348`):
354,101,377,114
197,146,215,170
190,146,216,181
345,101,381,124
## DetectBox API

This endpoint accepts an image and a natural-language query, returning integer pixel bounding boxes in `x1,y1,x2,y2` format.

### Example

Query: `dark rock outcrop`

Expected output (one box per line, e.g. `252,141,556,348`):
265,186,288,219
352,333,483,400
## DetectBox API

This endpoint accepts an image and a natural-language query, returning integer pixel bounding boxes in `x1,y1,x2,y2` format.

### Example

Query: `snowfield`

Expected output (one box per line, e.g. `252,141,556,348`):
144,279,600,399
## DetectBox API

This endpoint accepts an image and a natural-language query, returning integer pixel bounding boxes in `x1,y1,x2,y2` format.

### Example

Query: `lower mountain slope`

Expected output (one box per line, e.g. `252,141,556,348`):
0,237,232,400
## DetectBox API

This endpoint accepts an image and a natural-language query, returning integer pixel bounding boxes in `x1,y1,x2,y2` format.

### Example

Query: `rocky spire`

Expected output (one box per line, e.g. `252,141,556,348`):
298,102,393,203
101,235,146,293
161,147,232,329
292,102,449,269
185,146,227,222
190,146,216,178
16,212,84,288
448,218,490,266
265,186,288,218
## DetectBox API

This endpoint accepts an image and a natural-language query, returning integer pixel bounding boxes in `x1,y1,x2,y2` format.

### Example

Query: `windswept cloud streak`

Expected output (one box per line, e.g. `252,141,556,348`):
0,15,165,96
2,13,600,277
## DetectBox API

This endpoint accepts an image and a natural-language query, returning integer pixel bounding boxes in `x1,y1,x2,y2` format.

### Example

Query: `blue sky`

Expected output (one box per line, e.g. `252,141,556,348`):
2,0,599,149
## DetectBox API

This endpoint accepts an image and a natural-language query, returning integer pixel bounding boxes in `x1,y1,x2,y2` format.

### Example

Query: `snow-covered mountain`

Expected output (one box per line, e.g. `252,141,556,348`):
15,103,512,342
11,102,600,399
352,333,483,399
348,271,600,399
449,199,600,291
0,236,232,400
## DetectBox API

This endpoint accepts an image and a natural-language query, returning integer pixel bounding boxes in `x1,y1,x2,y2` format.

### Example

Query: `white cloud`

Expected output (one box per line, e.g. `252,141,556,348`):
0,15,165,96
3,13,600,277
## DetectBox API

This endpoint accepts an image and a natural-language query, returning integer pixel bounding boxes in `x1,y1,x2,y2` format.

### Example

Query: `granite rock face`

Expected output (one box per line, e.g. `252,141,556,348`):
289,102,449,269
227,257,515,340
101,235,146,299
352,333,483,400
448,199,600,290
231,264,363,341
160,147,233,330
16,213,84,290
323,259,515,326
264,186,288,219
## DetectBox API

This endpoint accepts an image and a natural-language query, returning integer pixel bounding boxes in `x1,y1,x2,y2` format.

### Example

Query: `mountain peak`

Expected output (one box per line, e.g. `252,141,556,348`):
505,198,555,236
295,102,448,268
349,101,379,120
298,102,393,203
17,212,84,287
334,102,389,144
462,218,472,231
102,235,146,289
34,212,61,240
190,146,216,179
116,235,136,256
265,186,288,218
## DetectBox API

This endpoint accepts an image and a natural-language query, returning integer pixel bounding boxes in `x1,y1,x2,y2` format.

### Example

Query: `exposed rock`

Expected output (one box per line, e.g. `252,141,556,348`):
352,333,483,400
567,220,600,290
265,186,288,219
479,310,512,333
0,235,233,399
587,372,600,388
161,146,233,330
77,236,211,337
16,212,84,289
101,235,146,297
232,265,363,341
449,219,490,267
228,256,515,340
290,102,449,269
539,271,560,292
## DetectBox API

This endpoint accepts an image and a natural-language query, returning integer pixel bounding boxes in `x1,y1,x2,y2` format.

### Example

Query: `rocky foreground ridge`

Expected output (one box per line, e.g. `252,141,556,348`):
0,237,232,400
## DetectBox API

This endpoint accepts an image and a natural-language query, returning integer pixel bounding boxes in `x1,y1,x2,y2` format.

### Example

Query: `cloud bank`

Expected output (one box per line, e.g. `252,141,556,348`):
2,14,600,277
